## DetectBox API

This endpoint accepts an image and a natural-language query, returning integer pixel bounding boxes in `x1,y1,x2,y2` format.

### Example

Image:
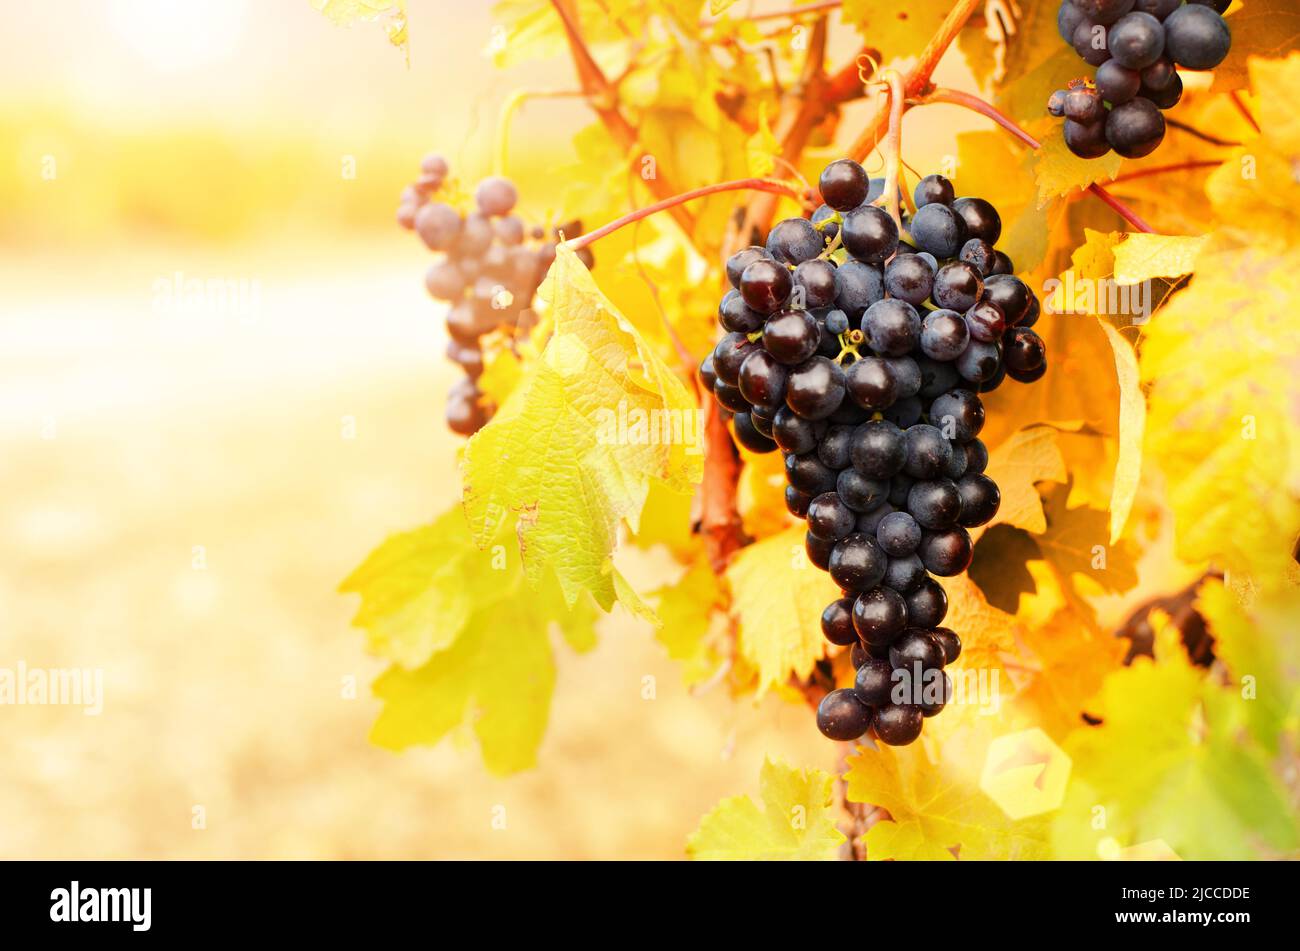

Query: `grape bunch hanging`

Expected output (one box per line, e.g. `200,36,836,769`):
1051,0,1232,159
397,155,593,435
702,159,1048,747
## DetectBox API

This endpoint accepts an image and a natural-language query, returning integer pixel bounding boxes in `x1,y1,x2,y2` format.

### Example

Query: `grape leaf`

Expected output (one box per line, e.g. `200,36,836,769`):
969,525,1040,613
1097,322,1143,545
1142,56,1300,589
342,506,599,775
1033,128,1123,206
710,0,740,15
312,0,408,59
975,0,1076,124
1111,234,1207,284
1036,482,1138,597
1211,1,1300,92
462,246,703,615
1055,617,1300,859
939,572,1023,674
687,758,845,860
845,720,1049,860
841,0,953,64
727,525,838,696
648,556,724,686
745,102,779,178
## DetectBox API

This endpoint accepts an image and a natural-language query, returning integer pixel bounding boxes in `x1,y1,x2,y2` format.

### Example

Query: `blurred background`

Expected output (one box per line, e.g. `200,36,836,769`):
0,1,1003,858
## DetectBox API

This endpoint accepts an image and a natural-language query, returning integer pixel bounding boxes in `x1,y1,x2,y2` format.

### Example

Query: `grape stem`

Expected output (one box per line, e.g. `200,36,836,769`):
1109,160,1222,184
1164,116,1241,148
917,88,1156,235
563,178,808,252
1228,90,1261,135
878,69,906,230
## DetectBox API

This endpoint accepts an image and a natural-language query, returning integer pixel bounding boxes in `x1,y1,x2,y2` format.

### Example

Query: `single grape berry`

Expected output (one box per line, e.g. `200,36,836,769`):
877,510,922,557
785,356,846,419
712,332,758,386
965,299,1006,344
909,203,968,258
1048,88,1068,117
829,533,888,593
850,420,907,479
955,339,1002,384
913,173,955,208
807,491,858,541
772,406,824,454
819,158,870,211
933,262,984,313
1074,0,1138,27
825,308,850,335
763,310,821,365
1106,97,1166,159
931,627,962,665
889,628,946,673
737,348,789,411
785,485,813,518
792,259,837,309
726,246,770,288
908,478,964,530
767,217,827,266
1164,3,1232,70
844,356,899,411
956,473,1001,528
959,238,997,278
719,288,766,334
1058,3,1087,42
841,205,900,263
806,531,835,570
816,688,873,740
786,451,838,495
884,254,935,307
821,598,859,646
415,202,462,251
919,527,974,576
1107,12,1165,70
920,309,970,362
906,578,948,628
1064,86,1105,124
874,703,924,746
740,258,793,314
1135,0,1179,18
1096,60,1141,104
862,299,922,357
852,586,910,647
1143,72,1184,109
919,670,953,717
903,424,953,480
837,469,890,513
1003,326,1047,375
930,389,985,443
732,412,778,453
854,657,896,707
983,274,1033,327
834,261,886,316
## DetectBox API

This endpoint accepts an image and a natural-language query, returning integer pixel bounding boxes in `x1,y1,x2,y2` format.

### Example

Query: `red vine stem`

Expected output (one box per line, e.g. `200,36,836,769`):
1228,90,1261,135
1109,159,1222,184
564,178,807,252
919,87,1156,234
847,0,984,162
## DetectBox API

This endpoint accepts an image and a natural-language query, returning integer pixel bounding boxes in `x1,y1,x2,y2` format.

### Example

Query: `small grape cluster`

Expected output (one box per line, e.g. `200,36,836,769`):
1051,1,1232,159
397,154,593,435
701,160,1048,746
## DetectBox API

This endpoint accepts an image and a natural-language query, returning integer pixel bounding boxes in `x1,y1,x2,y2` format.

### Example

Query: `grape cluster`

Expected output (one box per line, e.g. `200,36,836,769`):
701,160,1048,746
1051,1,1232,159
397,155,593,435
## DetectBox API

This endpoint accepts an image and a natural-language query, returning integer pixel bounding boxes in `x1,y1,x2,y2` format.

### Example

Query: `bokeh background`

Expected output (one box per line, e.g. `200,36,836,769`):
0,1,1025,858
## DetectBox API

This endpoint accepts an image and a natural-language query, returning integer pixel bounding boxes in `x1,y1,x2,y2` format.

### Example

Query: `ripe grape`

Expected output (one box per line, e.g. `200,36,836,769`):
733,412,778,453
807,491,858,540
903,424,953,479
1048,88,1069,117
1096,59,1141,103
919,527,974,576
726,246,770,288
829,533,888,592
793,259,838,308
819,159,870,211
852,586,909,646
833,261,886,317
919,670,953,717
738,349,789,411
959,238,997,277
837,469,890,513
909,203,968,258
1074,0,1137,26
1064,86,1105,123
877,511,922,557
884,554,927,593
772,406,824,454
884,253,935,306
785,485,813,518
1073,19,1113,68
933,262,984,312
907,479,963,530
983,274,1033,326
475,176,518,216
841,205,900,263
873,703,924,746
955,339,1002,384
786,451,839,494
956,473,1002,528
920,309,970,361
914,173,955,208
816,688,873,740
849,420,907,479
931,627,962,664
1064,116,1111,158
816,424,855,470
862,299,922,356
1003,326,1047,375
1106,97,1166,158
1107,12,1165,69
821,598,859,646
740,259,793,313
1164,3,1231,70
786,356,846,419
767,217,827,266
763,310,821,365
853,657,895,706
965,299,1006,344
929,389,985,442
719,288,766,334
844,356,899,411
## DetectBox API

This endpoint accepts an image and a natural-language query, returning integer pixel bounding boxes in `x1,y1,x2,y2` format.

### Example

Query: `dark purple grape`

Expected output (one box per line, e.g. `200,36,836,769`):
919,670,953,717
816,424,854,470
792,259,837,309
713,332,759,385
844,356,898,411
908,202,968,258
956,473,1001,528
913,174,955,208
884,254,935,307
965,299,1006,343
733,412,778,453
763,310,820,365
787,451,839,494
738,349,789,410
850,420,907,479
1048,88,1069,117
906,578,948,628
854,657,895,706
929,389,985,443
1073,19,1114,68
883,395,923,428
830,533,888,593
919,527,974,576
740,259,793,313
1108,12,1165,69
874,703,924,745
856,502,897,536
1135,0,1179,17
834,261,885,317
1064,86,1106,123
943,442,969,480
884,554,926,593
1059,2,1087,41
786,356,846,419
824,308,851,335
862,299,921,356
1106,97,1166,158
932,627,962,665
806,531,835,570
959,238,997,277
1007,360,1048,384
850,642,872,668
990,250,1014,276
808,491,858,540
955,340,1002,384
817,688,873,740
1003,326,1047,374
1096,59,1142,104
1143,72,1184,109
772,406,824,454
786,485,813,518
837,469,890,513
752,407,775,435
933,262,984,312
852,586,909,646
889,627,945,673
903,424,952,479
822,598,859,646
965,438,988,475
698,353,717,392
920,309,970,362
907,479,963,530
1064,116,1111,158
1187,0,1230,12
727,246,770,289
1140,56,1177,91
713,378,751,412
952,197,1002,245
1074,0,1137,26
841,205,900,264
719,288,766,334
886,357,921,400
767,217,826,266
1164,3,1231,70
877,510,922,557
819,158,870,211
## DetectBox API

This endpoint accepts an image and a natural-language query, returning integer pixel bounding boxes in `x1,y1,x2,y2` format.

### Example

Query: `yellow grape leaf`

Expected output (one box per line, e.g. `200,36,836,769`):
1008,609,1127,741
977,0,1078,124
1098,322,1143,544
462,246,703,614
1055,617,1300,859
631,479,698,560
1112,234,1207,284
745,102,779,178
649,556,724,686
1197,578,1300,753
1036,482,1138,596
845,720,1049,860
979,425,1067,538
339,507,496,668
738,445,793,541
727,526,838,695
940,573,1022,675
1211,1,1300,91
312,0,408,58
710,0,740,14
1033,129,1123,207
687,758,845,860
477,349,524,409
342,506,599,775
842,0,953,63
954,131,1049,274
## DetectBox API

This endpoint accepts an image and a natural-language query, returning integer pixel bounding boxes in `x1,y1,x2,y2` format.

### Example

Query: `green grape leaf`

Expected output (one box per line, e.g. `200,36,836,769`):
342,506,599,775
727,525,838,696
1033,128,1123,206
687,758,845,860
462,245,703,615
